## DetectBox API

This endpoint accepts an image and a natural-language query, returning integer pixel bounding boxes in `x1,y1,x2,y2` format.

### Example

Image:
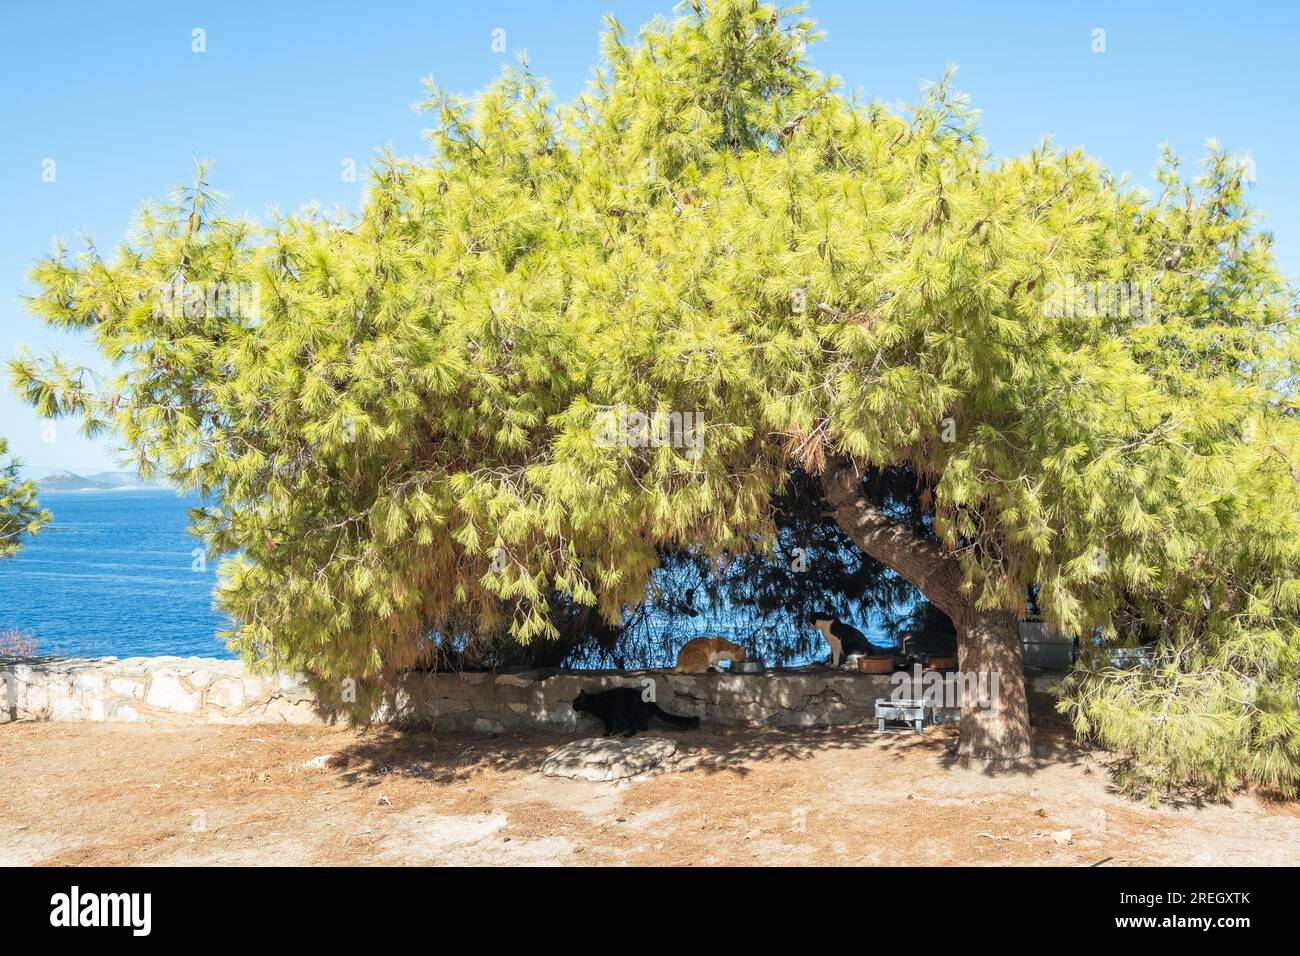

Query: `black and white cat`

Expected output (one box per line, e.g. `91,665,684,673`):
572,688,701,736
807,611,889,668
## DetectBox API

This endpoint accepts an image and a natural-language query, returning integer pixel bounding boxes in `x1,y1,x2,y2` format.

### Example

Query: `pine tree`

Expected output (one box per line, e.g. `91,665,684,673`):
0,437,48,560
10,1,1298,784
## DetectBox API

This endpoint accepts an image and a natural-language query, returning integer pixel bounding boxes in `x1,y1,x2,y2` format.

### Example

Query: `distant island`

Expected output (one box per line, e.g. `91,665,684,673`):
36,470,168,492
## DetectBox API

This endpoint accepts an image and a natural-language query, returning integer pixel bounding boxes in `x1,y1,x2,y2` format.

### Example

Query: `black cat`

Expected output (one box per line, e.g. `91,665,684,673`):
572,688,701,736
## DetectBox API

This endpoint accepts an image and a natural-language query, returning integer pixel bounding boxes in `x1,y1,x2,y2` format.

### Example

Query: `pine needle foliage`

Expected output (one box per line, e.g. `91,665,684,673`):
11,1,1299,794
0,437,48,561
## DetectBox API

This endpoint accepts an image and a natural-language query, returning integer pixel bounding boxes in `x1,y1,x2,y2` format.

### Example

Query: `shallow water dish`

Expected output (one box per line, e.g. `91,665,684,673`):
730,660,765,674
857,655,895,674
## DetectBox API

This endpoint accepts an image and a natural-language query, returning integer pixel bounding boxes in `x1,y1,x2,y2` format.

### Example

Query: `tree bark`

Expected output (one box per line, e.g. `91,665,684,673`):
822,455,1033,760
952,606,1032,759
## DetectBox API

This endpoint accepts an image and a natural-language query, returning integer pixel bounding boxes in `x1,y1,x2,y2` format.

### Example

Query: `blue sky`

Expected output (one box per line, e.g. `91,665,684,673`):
2,0,1296,476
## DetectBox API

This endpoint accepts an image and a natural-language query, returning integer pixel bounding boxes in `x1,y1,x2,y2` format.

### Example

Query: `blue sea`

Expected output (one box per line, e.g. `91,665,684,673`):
0,490,233,658
0,490,910,663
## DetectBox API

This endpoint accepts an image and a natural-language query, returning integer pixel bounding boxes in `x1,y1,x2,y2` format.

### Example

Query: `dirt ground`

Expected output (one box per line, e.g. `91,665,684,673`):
3,713,1298,866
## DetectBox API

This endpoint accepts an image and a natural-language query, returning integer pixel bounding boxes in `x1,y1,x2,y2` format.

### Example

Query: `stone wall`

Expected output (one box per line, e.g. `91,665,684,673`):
0,657,320,726
1,655,924,731
383,668,904,732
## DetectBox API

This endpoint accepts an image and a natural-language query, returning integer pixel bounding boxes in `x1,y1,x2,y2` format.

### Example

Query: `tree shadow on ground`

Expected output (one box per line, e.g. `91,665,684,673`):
326,696,1094,788
936,692,1095,780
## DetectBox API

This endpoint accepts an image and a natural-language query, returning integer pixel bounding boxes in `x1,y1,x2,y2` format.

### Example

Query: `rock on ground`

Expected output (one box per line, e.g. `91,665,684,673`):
539,736,679,781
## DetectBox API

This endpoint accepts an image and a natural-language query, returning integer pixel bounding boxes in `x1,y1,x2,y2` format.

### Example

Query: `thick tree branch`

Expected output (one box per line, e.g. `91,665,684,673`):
821,455,1032,759
821,454,965,620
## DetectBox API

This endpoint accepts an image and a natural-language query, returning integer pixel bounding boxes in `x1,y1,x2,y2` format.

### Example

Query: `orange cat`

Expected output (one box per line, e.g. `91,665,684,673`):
673,637,747,673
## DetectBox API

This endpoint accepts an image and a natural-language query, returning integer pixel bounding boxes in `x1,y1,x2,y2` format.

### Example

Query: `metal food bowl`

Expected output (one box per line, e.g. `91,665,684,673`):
729,660,766,674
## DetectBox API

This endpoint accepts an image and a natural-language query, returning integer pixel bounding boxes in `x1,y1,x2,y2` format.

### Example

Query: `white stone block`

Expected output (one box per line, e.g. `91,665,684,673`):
145,669,200,714
109,678,145,699
206,677,246,711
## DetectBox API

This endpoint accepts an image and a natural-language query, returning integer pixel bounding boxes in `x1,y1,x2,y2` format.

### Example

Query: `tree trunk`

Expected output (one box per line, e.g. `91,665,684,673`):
953,607,1032,759
821,455,1033,761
